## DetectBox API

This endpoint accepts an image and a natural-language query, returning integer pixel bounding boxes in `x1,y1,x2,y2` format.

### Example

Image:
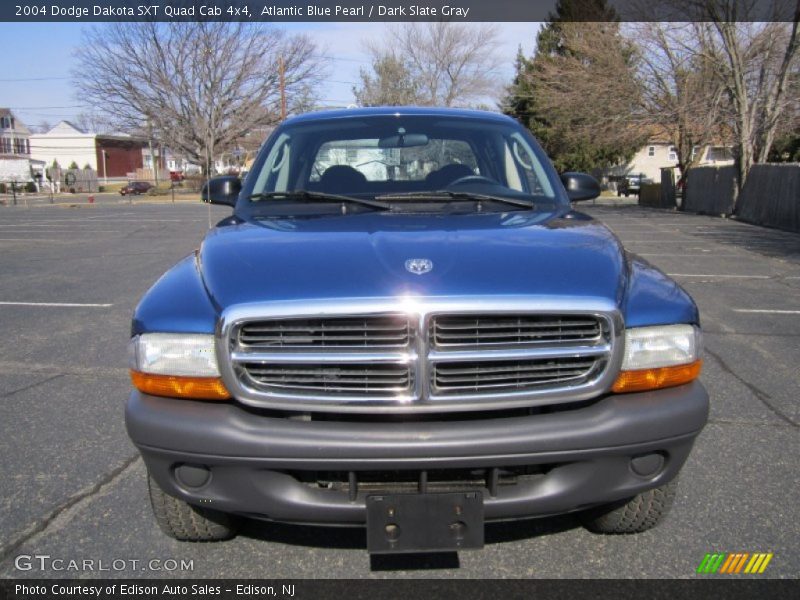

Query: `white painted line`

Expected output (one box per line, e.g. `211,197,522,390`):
638,253,739,257
733,309,800,315
668,274,770,279
0,238,75,243
0,301,113,308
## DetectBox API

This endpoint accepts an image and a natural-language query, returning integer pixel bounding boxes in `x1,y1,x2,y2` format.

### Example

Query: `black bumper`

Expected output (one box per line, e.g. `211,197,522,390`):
126,382,708,525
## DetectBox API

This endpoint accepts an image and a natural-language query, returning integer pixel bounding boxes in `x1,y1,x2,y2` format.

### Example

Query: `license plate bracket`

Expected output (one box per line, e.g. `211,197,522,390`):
366,491,484,554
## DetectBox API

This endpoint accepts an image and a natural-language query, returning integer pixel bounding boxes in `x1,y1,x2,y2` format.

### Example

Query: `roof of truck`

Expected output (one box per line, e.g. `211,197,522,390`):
285,106,516,124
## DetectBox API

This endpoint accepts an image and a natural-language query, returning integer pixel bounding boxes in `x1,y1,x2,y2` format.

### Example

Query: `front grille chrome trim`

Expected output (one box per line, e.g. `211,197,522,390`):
216,297,624,414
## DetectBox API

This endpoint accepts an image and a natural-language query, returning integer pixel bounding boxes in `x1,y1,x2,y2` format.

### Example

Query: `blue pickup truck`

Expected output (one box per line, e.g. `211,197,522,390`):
126,107,708,554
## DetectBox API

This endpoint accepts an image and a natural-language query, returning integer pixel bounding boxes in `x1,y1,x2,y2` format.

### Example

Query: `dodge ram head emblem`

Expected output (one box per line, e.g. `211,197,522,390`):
405,258,433,275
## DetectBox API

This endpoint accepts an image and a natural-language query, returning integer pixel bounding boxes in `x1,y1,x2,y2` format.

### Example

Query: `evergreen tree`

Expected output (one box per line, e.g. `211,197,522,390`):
502,0,640,173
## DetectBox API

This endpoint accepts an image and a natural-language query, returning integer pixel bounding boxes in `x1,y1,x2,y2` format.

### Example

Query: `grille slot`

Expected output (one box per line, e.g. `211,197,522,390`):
242,363,412,396
433,357,602,393
431,314,603,348
239,315,410,348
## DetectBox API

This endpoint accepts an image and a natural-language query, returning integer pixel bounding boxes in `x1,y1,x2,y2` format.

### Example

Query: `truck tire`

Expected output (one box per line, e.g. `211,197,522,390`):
147,475,240,541
580,480,677,534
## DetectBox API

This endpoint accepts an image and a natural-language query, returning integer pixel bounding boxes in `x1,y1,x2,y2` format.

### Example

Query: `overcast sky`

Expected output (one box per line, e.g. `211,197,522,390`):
0,21,541,131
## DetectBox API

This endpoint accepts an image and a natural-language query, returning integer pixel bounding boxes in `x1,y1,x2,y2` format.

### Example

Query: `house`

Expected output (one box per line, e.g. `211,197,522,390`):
0,108,44,184
609,140,734,183
29,121,149,180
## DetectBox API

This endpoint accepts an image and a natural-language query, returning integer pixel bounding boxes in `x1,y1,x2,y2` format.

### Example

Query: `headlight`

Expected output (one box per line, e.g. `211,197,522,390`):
612,324,702,393
128,333,230,400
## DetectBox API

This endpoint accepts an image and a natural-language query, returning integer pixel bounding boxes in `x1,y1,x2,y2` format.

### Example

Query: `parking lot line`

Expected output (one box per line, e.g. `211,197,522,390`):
667,274,771,279
733,309,800,314
0,301,113,308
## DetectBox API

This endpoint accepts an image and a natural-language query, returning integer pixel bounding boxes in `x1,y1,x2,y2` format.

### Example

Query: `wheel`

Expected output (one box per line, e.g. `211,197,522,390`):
580,480,678,534
147,474,240,541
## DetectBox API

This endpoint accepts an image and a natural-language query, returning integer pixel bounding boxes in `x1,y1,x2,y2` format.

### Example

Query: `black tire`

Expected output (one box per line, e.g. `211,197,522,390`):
580,480,678,534
147,475,240,541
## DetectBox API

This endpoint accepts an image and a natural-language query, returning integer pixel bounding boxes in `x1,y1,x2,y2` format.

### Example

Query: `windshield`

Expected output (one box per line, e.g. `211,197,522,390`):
244,114,564,215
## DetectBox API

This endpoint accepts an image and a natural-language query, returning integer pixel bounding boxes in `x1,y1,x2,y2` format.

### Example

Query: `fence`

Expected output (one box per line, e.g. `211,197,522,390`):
684,166,737,215
737,164,800,233
45,168,99,193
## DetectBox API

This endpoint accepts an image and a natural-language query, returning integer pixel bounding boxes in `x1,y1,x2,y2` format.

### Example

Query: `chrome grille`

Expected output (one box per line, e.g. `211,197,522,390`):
239,315,409,348
431,314,603,348
433,357,602,393
242,363,412,395
219,298,622,414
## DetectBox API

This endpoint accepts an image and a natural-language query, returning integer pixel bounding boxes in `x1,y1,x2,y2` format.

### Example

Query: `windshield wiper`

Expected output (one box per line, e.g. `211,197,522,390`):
249,190,391,211
375,190,534,209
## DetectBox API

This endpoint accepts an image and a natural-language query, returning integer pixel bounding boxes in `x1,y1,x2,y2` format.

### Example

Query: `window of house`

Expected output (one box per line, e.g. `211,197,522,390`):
668,146,677,162
0,116,11,129
648,146,655,157
0,137,11,153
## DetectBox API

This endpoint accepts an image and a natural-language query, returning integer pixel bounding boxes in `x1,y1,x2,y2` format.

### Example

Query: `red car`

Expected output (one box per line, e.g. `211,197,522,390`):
120,181,153,196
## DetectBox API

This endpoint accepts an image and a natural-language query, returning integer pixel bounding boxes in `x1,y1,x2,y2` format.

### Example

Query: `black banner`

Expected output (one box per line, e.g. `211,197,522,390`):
2,579,800,600
2,0,798,22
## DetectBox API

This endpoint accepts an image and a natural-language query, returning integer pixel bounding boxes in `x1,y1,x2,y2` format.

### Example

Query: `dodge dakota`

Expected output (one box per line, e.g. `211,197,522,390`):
126,107,708,553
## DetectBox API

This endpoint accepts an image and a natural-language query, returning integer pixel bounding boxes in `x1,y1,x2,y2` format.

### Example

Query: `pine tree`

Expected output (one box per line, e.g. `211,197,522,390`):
502,0,638,173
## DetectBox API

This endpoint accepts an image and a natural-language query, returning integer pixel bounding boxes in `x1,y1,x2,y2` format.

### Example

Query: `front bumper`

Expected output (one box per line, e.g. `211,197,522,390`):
126,381,708,525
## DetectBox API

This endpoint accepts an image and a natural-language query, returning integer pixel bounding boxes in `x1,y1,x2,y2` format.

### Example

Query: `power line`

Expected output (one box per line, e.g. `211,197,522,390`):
0,76,71,82
8,105,85,110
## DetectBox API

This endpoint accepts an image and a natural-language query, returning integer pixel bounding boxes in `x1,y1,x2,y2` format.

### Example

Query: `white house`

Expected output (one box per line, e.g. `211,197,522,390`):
610,141,734,183
30,121,148,179
0,108,40,184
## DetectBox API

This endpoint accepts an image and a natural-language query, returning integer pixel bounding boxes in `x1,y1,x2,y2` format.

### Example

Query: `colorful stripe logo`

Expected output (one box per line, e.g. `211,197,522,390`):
697,552,773,574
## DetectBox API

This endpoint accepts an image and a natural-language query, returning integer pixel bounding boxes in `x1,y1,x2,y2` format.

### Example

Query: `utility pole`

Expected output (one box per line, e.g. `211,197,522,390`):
279,56,287,121
147,119,159,187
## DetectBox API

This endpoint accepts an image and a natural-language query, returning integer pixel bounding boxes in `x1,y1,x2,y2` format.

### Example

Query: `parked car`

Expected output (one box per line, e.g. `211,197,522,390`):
169,170,185,183
126,108,707,553
120,181,153,196
617,175,655,197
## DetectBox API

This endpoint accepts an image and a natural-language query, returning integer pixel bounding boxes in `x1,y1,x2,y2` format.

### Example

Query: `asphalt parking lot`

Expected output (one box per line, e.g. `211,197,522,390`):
0,199,798,579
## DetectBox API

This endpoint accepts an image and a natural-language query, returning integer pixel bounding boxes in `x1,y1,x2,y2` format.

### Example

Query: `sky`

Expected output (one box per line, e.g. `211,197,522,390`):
0,21,541,131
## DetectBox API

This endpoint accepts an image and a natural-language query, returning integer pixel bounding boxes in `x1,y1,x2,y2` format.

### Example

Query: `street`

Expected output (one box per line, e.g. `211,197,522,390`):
0,200,797,578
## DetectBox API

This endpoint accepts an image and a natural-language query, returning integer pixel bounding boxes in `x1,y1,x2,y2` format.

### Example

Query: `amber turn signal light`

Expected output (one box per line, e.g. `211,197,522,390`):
130,370,231,401
611,360,702,393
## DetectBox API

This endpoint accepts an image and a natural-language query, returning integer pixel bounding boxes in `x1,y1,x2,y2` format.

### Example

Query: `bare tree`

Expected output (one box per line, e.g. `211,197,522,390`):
699,12,800,193
354,53,420,106
73,111,113,134
629,22,727,179
74,22,326,175
35,120,52,133
357,22,502,107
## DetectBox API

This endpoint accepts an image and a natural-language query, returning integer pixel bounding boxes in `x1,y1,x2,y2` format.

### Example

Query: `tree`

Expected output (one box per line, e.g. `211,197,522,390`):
354,54,419,106
74,111,112,135
504,1,645,172
698,8,800,195
629,22,727,180
74,22,326,175
36,120,52,133
356,22,502,107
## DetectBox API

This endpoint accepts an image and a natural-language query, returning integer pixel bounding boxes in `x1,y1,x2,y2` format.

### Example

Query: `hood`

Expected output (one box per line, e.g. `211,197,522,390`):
199,210,627,311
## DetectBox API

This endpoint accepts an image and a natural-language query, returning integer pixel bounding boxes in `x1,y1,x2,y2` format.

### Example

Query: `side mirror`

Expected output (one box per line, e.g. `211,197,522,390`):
201,176,241,206
560,172,601,202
